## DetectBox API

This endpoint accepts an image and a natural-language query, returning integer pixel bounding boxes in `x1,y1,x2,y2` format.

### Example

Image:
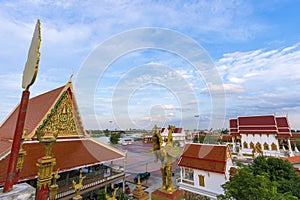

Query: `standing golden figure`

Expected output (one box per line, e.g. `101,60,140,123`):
152,125,182,193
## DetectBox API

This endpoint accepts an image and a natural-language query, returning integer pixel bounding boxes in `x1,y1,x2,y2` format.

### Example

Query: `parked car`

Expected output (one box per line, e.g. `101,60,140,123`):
134,172,150,183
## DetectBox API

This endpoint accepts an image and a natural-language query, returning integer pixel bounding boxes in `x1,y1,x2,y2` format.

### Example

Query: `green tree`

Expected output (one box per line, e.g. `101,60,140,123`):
251,156,300,198
218,157,299,199
221,128,229,134
97,188,106,200
109,133,121,144
103,129,110,137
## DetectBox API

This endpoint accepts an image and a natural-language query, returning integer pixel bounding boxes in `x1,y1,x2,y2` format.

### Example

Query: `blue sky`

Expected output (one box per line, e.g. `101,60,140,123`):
0,0,300,130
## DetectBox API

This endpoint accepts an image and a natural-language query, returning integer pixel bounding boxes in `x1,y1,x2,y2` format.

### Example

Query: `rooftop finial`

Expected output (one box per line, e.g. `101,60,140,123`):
68,70,74,83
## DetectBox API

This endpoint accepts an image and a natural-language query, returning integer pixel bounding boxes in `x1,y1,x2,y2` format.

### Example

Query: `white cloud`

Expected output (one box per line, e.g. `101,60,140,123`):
201,83,244,94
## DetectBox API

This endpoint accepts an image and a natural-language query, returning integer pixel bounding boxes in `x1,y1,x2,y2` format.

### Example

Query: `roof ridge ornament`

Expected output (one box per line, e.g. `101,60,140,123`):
68,70,74,83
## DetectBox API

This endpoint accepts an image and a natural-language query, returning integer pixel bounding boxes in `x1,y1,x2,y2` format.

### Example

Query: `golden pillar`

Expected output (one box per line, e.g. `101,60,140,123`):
49,169,60,200
36,139,57,200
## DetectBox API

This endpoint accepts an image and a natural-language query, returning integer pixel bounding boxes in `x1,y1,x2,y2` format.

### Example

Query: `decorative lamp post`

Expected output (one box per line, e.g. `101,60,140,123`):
3,19,41,192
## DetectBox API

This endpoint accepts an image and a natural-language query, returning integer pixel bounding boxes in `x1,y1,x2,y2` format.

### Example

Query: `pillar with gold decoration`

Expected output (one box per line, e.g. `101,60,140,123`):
35,128,58,200
49,169,60,200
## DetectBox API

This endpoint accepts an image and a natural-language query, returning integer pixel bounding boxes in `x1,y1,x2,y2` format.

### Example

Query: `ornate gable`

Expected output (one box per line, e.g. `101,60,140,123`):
36,88,85,138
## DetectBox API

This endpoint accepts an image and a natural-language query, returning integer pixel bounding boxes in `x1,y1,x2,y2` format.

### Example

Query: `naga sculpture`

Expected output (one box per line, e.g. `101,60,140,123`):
152,125,182,193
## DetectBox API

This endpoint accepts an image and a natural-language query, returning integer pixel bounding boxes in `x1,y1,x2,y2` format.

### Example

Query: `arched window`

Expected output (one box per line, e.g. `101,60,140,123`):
264,142,269,150
271,143,277,151
250,142,254,149
256,142,262,153
243,141,248,149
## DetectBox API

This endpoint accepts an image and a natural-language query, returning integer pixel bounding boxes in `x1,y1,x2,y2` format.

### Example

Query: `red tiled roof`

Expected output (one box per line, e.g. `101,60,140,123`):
238,115,276,126
0,138,124,186
221,135,232,142
178,144,229,174
292,133,300,138
0,140,12,159
276,117,292,136
173,128,183,133
161,127,183,133
229,115,291,137
282,156,300,164
0,86,65,140
229,119,238,136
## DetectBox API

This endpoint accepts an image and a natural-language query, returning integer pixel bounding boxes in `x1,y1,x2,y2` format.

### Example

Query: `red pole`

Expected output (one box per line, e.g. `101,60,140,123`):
3,90,30,192
35,185,49,200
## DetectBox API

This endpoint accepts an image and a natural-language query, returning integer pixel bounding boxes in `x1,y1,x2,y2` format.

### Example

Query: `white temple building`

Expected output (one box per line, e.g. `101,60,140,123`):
230,115,295,158
160,127,186,147
178,143,233,199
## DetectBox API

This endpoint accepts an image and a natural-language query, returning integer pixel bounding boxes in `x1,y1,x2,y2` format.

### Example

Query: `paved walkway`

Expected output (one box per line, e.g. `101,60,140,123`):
112,141,181,196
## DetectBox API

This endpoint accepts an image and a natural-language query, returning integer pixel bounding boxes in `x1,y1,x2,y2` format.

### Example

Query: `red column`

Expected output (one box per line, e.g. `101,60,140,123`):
35,185,49,200
3,90,30,192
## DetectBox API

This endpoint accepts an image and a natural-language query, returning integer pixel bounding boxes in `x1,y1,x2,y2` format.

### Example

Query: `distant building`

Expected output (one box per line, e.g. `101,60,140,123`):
161,127,185,147
178,143,233,199
230,115,295,157
142,127,186,146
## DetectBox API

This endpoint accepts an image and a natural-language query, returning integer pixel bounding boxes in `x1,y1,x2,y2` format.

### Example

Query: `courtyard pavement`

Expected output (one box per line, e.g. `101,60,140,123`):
112,141,181,196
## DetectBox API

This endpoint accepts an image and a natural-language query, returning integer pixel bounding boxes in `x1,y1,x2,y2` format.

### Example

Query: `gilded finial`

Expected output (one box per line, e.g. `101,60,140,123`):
68,70,74,83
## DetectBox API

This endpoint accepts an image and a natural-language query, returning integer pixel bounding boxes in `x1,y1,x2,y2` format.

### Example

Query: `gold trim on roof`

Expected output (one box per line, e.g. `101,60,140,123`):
37,89,84,138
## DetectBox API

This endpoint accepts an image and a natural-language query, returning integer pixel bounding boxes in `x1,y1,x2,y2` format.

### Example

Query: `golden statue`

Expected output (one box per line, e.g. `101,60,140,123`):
106,188,118,200
152,125,182,193
72,169,86,199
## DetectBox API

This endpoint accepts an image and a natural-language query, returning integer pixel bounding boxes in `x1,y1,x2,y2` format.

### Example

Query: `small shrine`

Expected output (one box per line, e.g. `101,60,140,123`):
132,175,148,200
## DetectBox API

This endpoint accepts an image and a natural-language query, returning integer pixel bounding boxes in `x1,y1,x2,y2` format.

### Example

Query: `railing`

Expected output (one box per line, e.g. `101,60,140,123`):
55,170,125,199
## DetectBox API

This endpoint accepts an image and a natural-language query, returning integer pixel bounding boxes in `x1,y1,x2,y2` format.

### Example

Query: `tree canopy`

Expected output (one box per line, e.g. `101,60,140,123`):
109,132,121,144
218,156,300,200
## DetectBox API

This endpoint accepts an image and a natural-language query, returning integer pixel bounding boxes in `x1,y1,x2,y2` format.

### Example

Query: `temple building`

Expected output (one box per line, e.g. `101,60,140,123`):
160,127,186,147
177,143,233,199
142,126,186,147
0,80,126,199
230,115,295,158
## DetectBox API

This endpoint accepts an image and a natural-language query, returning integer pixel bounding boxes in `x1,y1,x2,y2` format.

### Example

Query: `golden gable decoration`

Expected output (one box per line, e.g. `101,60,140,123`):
37,89,83,138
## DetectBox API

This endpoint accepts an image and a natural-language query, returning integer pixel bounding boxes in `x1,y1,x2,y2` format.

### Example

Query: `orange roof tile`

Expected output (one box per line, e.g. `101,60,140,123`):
282,156,300,163
0,138,124,186
178,144,229,174
0,86,65,140
292,133,300,138
0,140,12,159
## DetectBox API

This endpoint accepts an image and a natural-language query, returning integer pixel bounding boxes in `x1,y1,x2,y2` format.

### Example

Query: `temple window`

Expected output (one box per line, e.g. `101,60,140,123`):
271,143,277,151
243,141,248,149
250,142,254,149
198,174,205,187
256,142,262,152
264,142,269,150
184,168,194,181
